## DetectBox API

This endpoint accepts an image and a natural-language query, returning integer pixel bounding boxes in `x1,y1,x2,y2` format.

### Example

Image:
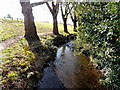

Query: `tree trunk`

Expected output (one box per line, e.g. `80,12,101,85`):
20,1,40,48
63,19,69,33
53,15,59,35
46,2,59,35
73,21,77,32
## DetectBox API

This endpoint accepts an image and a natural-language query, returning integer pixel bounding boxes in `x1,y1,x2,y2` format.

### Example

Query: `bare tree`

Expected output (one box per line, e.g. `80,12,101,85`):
61,3,70,34
20,0,40,47
46,2,59,35
70,2,78,32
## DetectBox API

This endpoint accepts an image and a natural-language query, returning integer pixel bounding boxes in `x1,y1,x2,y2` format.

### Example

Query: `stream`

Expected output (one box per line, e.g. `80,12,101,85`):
38,41,103,89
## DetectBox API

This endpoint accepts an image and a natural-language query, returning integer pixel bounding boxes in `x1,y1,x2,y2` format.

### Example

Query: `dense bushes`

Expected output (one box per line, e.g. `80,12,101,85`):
77,2,120,89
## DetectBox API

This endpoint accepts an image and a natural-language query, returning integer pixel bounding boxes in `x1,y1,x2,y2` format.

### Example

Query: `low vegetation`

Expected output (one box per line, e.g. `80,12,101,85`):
0,18,74,42
1,36,57,89
1,18,75,89
0,19,24,41
2,2,119,89
76,2,120,89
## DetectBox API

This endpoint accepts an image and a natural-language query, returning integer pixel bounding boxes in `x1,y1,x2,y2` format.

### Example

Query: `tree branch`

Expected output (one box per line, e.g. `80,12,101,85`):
31,2,46,7
70,13,74,22
61,5,64,18
52,2,55,9
56,3,59,14
46,2,53,14
54,3,59,17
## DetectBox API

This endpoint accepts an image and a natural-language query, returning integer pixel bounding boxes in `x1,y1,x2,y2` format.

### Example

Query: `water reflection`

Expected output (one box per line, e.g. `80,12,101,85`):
61,46,66,56
54,42,103,89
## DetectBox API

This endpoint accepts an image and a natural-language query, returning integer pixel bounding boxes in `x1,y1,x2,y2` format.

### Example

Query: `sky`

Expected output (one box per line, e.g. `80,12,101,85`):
0,0,119,23
0,0,72,24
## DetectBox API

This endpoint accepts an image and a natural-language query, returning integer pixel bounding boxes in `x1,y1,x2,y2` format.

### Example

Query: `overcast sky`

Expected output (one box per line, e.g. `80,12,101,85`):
0,0,73,24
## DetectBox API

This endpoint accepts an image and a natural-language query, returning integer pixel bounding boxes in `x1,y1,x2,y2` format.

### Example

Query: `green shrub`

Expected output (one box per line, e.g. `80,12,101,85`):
77,2,120,89
7,71,18,80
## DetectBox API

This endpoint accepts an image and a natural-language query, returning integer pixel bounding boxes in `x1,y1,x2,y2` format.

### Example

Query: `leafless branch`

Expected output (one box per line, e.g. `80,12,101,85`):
55,3,59,16
46,2,53,14
61,5,64,17
31,2,46,7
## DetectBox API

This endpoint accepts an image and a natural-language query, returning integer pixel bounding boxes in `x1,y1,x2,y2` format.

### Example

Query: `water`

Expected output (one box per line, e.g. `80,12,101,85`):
39,41,103,89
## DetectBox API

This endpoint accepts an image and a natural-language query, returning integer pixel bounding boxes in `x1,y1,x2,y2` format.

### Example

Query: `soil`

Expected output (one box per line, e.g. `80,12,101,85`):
0,36,22,52
0,32,52,52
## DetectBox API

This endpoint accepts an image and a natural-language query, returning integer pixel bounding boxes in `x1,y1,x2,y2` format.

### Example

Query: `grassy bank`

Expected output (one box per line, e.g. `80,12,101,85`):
1,18,75,89
1,35,57,89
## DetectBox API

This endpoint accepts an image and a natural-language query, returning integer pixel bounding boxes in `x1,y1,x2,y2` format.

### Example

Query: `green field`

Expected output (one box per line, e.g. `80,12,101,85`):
0,18,74,41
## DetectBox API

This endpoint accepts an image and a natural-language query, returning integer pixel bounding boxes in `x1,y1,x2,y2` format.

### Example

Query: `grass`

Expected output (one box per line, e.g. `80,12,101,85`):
1,36,57,89
0,19,24,41
35,21,74,34
0,18,75,89
0,18,75,42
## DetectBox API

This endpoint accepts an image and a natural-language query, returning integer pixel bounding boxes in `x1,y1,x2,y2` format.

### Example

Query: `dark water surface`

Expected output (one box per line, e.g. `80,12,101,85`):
39,41,103,89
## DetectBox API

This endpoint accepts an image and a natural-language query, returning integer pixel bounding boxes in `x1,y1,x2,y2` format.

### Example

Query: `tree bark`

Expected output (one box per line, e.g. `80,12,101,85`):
63,18,69,33
73,21,77,32
71,14,78,32
46,2,59,35
70,3,78,32
53,15,59,35
61,4,70,34
20,1,40,47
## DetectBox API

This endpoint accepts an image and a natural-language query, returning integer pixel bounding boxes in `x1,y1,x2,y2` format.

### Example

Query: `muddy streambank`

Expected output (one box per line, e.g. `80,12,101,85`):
38,41,104,89
51,34,77,47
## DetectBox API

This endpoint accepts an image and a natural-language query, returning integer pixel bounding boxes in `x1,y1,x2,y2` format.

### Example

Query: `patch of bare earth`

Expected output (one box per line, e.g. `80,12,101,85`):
0,32,52,52
0,36,22,52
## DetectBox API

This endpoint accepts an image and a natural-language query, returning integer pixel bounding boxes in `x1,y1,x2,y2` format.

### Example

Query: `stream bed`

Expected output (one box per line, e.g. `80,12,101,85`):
38,41,103,89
